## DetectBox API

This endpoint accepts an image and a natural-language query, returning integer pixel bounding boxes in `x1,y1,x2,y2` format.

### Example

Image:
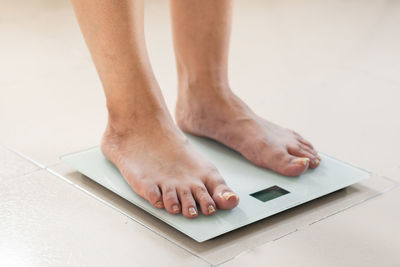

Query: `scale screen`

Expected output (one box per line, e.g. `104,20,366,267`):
250,185,290,202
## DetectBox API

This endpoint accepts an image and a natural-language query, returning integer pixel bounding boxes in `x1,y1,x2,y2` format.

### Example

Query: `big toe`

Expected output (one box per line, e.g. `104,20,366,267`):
253,148,310,177
276,155,310,176
213,186,239,210
205,175,239,210
287,144,321,169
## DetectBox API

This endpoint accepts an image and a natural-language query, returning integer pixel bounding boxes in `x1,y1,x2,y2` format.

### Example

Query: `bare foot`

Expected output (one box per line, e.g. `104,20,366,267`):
176,88,321,177
101,112,239,218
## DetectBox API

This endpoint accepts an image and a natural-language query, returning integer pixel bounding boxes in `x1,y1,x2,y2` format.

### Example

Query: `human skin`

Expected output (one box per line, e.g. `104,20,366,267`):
171,0,320,176
70,0,320,218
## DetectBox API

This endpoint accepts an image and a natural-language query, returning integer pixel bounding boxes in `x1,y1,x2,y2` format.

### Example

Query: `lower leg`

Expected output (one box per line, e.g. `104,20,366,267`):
71,0,238,218
71,0,168,124
170,0,232,95
170,0,320,176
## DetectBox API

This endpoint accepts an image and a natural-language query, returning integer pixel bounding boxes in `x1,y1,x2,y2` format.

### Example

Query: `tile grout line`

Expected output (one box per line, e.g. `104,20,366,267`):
0,147,212,265
379,175,400,186
45,168,212,267
44,166,399,267
271,228,299,242
213,228,300,266
309,180,399,226
46,161,64,169
216,177,399,266
5,145,397,267
2,145,46,169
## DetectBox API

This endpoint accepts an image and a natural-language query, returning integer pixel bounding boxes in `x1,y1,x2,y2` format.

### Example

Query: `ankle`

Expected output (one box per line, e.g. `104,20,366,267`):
177,67,231,95
107,104,173,134
178,81,234,105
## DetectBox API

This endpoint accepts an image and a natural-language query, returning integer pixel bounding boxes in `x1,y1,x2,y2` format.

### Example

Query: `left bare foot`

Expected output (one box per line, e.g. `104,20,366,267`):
176,87,321,177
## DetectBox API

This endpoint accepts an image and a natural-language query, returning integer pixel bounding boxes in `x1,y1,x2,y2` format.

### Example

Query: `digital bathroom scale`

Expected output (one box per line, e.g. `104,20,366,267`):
61,134,370,242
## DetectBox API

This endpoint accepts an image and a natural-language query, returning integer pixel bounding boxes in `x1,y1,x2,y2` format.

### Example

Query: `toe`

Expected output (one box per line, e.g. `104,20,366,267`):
146,184,164,209
300,145,321,166
177,186,198,218
251,147,309,176
292,131,314,147
275,153,310,176
212,185,240,210
287,144,320,169
161,184,180,214
299,144,318,157
204,173,239,210
191,184,216,216
295,134,316,151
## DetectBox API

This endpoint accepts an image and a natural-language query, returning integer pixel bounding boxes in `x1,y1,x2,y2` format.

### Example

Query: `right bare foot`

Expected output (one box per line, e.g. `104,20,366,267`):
101,112,239,218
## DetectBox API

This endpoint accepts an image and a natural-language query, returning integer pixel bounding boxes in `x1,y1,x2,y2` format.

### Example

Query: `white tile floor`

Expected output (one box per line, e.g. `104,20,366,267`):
221,186,400,267
1,0,399,266
0,167,207,267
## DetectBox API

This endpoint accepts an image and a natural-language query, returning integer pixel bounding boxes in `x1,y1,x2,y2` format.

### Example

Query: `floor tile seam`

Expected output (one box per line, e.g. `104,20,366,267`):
214,180,400,266
380,175,400,185
0,145,70,172
44,167,212,266
46,161,63,169
0,168,44,180
2,145,46,169
5,145,396,266
309,181,399,226
213,228,300,266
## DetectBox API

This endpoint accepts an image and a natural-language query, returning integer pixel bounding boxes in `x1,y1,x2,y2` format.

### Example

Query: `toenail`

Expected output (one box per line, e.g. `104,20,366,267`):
208,205,216,214
172,205,179,212
155,201,164,208
292,157,310,166
188,207,197,216
221,192,238,201
314,158,320,165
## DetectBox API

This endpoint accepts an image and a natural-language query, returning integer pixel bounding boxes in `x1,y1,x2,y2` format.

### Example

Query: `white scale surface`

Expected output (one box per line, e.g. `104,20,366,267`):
61,135,370,242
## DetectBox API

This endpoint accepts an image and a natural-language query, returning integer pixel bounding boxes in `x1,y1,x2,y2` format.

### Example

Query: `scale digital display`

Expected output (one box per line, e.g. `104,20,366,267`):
250,185,290,202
